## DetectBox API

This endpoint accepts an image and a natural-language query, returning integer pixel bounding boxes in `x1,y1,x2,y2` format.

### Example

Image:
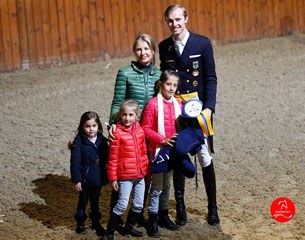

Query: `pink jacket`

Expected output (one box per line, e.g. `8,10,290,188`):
107,121,148,181
141,96,182,153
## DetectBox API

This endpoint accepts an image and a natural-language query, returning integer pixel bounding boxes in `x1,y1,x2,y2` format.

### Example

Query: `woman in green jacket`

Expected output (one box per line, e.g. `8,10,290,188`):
108,33,161,231
109,33,161,122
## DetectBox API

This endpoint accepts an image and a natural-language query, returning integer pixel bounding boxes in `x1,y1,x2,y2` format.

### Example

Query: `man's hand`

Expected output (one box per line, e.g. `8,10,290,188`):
204,108,212,118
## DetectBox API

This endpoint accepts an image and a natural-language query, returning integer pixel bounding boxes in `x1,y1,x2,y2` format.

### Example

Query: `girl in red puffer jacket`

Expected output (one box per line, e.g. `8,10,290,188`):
106,99,148,239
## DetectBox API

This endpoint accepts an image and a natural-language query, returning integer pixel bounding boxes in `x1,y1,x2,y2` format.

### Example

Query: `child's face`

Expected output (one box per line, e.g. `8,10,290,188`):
120,106,138,127
161,76,179,100
83,119,98,138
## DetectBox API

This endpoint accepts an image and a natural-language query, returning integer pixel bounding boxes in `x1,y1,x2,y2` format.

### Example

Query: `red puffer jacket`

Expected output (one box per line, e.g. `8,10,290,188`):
141,97,182,153
107,121,148,181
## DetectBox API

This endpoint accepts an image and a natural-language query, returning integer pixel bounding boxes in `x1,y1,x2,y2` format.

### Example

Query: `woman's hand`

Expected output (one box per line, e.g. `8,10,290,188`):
162,133,178,147
74,182,82,192
111,181,119,191
108,124,117,141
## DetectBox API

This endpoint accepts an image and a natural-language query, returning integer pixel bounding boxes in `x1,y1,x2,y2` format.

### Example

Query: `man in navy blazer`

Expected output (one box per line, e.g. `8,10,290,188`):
159,4,220,226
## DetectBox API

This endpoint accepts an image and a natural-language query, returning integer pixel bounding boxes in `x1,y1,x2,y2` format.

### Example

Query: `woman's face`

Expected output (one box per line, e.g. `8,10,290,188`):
134,39,154,66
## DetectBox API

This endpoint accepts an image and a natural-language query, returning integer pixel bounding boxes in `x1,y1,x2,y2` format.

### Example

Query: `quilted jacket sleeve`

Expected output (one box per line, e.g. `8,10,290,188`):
109,69,127,122
70,137,82,183
141,99,164,145
107,132,120,182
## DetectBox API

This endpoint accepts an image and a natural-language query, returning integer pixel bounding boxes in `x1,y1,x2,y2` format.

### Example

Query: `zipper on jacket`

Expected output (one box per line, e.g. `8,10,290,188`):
131,129,141,175
84,166,89,183
144,72,149,104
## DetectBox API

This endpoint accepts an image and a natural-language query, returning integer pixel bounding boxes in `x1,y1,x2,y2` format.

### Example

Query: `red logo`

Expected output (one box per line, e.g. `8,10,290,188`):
270,197,295,222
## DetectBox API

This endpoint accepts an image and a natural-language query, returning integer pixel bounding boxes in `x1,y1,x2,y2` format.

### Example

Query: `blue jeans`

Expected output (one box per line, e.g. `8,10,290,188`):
113,178,145,216
148,170,173,214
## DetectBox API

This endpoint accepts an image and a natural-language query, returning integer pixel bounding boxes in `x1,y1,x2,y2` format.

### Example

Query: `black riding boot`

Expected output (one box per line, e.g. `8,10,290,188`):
136,181,150,228
109,190,125,234
90,212,106,236
76,221,86,234
107,212,122,240
158,209,180,231
147,213,160,238
74,211,87,234
173,170,187,226
123,209,143,237
202,161,220,225
136,209,148,228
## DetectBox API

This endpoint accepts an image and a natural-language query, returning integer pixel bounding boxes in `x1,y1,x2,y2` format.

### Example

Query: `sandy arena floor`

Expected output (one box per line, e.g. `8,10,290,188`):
0,33,305,240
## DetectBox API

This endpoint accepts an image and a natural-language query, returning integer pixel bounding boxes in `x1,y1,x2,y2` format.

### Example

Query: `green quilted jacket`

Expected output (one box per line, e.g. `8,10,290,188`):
109,61,161,122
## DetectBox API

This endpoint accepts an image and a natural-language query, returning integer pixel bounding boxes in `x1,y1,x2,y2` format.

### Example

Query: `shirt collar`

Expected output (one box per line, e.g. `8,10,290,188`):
172,30,190,47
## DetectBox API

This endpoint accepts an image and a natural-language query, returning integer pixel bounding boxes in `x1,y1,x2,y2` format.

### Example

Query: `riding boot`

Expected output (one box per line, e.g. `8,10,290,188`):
90,212,107,236
109,190,124,234
158,209,180,231
173,170,187,226
136,181,149,228
123,209,143,237
76,221,86,234
147,213,160,238
107,212,122,240
74,210,87,234
136,209,148,228
202,161,220,225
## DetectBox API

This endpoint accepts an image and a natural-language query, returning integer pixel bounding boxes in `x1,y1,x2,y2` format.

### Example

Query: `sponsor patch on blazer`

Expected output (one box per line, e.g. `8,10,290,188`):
189,54,201,58
165,59,175,63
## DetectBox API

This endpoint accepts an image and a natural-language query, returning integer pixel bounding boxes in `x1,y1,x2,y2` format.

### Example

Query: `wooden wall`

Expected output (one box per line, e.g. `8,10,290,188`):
0,0,304,72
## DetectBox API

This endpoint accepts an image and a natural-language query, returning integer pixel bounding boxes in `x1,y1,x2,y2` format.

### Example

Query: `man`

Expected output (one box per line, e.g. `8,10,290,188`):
159,4,220,226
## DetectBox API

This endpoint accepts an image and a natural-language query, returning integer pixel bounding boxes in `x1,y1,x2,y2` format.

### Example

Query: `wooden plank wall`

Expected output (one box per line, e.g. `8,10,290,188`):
0,0,305,72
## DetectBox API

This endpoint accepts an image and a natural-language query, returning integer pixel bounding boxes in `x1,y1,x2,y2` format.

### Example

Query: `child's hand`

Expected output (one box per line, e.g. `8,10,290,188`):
162,133,178,147
74,182,82,192
111,181,119,191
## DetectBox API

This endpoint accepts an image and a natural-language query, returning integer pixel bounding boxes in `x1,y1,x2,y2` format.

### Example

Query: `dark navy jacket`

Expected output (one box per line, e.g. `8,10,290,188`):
70,133,108,187
159,31,217,112
159,31,217,152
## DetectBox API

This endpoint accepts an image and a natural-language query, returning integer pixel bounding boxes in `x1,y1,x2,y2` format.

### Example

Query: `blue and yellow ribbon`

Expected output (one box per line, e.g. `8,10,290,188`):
197,110,214,136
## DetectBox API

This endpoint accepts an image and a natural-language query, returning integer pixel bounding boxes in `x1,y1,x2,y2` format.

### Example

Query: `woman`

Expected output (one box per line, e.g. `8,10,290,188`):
109,33,161,122
108,33,161,229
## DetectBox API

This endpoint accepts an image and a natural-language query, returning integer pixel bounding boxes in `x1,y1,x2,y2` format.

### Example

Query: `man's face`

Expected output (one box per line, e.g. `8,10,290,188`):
165,8,188,37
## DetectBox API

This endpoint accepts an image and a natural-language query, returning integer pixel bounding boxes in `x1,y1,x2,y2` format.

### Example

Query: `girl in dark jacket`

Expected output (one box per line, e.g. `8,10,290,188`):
70,111,108,236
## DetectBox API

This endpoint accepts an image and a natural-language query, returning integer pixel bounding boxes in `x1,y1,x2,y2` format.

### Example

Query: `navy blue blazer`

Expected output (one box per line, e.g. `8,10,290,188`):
159,31,217,112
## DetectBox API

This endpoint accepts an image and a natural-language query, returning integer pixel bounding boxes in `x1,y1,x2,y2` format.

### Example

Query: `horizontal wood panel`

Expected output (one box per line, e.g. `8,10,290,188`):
0,0,305,72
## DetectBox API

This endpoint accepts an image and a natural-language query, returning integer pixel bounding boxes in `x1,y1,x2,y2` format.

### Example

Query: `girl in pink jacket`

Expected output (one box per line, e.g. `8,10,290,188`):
141,70,182,237
107,99,148,239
